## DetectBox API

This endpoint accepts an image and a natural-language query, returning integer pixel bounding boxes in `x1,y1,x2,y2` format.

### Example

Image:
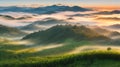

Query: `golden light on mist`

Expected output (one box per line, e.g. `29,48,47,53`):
85,5,120,11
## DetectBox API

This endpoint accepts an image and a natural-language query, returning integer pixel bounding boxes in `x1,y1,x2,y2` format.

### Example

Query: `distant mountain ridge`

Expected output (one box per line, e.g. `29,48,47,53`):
94,10,120,15
106,24,120,29
0,14,32,20
0,5,91,14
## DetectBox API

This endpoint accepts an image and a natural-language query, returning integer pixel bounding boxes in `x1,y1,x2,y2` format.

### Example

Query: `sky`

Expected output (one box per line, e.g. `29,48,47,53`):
0,0,119,10
0,0,119,27
0,0,120,7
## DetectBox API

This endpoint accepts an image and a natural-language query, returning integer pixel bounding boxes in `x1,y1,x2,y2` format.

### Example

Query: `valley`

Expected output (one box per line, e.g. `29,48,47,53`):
0,4,120,67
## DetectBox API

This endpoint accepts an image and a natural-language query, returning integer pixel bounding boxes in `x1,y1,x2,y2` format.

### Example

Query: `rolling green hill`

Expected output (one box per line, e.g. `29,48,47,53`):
1,51,120,67
23,25,109,43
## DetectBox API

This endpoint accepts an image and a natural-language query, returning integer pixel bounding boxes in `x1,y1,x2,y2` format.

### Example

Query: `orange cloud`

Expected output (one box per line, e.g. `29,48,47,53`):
85,5,120,11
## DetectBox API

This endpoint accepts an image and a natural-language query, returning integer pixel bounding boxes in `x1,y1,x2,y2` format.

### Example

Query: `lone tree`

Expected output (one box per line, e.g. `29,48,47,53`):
107,47,112,51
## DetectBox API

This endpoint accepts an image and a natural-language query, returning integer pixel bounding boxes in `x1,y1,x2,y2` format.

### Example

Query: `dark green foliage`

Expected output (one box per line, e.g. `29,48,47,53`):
107,47,112,51
1,51,120,67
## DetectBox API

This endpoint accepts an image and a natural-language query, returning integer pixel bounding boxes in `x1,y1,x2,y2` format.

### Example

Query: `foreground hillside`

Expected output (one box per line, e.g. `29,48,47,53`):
1,51,120,67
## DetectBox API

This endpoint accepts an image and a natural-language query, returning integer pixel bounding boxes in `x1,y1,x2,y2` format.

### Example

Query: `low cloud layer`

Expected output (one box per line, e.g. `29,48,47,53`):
0,7,119,27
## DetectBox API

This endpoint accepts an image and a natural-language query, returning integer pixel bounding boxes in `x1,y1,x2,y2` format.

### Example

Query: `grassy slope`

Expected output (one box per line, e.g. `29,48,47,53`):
1,51,120,67
0,42,120,67
1,39,120,67
0,39,92,59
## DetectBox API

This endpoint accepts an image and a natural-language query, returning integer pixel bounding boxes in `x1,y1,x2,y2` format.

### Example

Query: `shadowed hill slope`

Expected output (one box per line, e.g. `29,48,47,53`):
0,25,25,37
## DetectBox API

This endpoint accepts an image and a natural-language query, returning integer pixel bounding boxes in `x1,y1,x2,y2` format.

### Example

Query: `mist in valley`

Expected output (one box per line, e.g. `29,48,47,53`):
0,4,120,67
